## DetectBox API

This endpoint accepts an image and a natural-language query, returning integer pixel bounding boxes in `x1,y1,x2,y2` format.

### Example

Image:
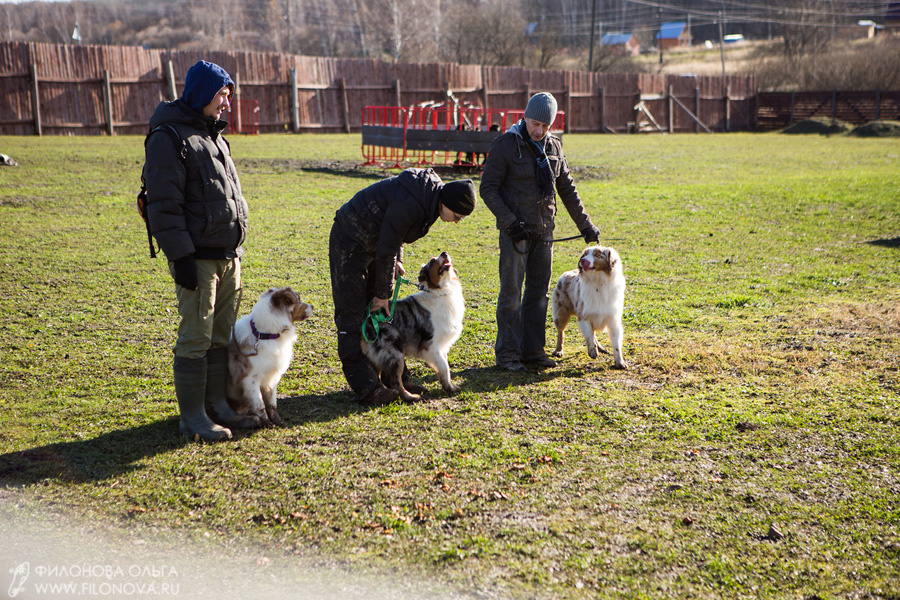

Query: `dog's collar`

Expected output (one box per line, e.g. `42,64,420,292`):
251,319,281,340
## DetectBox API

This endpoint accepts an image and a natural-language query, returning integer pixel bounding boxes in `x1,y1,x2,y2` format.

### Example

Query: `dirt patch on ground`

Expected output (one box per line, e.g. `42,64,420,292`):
781,118,851,135
239,158,613,181
848,120,900,138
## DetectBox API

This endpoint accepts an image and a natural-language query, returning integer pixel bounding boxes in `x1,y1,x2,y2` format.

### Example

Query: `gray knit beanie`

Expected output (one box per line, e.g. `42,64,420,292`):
524,92,558,125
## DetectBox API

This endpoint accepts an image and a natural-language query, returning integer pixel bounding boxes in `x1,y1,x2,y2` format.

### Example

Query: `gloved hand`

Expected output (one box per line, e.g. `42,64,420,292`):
505,221,531,243
172,256,198,291
580,223,601,244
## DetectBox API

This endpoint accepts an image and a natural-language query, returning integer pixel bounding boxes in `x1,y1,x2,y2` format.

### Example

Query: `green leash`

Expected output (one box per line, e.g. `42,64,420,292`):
362,275,411,343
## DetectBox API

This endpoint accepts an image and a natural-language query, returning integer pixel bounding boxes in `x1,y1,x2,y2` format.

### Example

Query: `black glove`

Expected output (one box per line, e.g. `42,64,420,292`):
172,256,198,291
580,223,601,244
505,221,531,243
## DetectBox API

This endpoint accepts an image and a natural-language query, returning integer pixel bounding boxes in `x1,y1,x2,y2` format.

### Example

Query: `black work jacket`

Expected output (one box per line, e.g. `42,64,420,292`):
143,100,248,262
334,168,443,299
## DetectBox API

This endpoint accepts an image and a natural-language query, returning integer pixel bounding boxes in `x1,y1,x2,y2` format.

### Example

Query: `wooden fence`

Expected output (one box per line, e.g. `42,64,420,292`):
0,41,758,136
757,90,900,131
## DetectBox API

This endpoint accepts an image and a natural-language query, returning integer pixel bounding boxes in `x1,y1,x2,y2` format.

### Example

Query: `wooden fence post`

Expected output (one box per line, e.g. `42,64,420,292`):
166,60,177,101
790,91,795,126
694,86,700,133
831,89,837,120
875,88,881,121
340,77,351,133
234,70,242,134
668,84,674,133
29,63,41,136
565,84,571,133
599,86,605,133
290,68,299,133
103,70,114,136
393,79,401,107
725,84,731,132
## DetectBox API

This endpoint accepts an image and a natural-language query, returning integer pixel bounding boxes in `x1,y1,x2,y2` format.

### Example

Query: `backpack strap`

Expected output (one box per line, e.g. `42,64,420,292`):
145,123,188,160
139,124,188,259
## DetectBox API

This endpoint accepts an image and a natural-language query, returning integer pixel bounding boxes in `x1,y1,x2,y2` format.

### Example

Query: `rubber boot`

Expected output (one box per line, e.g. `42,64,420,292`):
174,355,232,441
205,347,259,429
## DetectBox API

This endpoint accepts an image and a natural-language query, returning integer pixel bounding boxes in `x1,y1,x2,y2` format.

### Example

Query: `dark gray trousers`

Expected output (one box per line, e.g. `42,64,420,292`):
495,232,554,364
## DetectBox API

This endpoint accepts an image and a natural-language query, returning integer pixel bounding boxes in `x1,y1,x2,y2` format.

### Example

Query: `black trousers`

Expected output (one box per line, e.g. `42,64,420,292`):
328,220,381,397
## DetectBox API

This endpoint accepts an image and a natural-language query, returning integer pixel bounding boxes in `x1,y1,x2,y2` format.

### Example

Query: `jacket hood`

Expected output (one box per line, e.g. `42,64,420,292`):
148,99,227,135
181,61,234,114
508,118,526,137
397,168,442,217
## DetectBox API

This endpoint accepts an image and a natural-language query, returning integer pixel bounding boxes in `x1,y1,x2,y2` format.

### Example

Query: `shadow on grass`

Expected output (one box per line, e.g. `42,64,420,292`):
0,366,612,487
866,237,900,248
0,419,185,486
0,392,366,486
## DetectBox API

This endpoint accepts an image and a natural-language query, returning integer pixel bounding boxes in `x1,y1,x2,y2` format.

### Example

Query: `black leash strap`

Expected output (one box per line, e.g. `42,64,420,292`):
513,233,583,254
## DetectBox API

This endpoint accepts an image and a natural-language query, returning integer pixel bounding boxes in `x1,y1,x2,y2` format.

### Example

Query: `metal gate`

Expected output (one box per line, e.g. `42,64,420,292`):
361,104,565,169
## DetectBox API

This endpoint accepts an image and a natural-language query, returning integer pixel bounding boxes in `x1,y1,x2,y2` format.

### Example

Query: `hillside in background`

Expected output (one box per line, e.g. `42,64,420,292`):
0,0,897,91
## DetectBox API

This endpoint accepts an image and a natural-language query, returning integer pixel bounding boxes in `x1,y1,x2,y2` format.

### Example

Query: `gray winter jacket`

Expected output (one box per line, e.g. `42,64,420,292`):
480,121,592,236
334,168,443,299
143,99,248,262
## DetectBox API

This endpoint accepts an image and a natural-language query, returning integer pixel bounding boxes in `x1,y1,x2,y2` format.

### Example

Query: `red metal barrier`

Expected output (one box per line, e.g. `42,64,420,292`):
231,99,259,135
361,105,565,169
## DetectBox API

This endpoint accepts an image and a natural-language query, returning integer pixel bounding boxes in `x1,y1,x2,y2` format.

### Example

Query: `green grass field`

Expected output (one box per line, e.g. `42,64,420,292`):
0,131,898,599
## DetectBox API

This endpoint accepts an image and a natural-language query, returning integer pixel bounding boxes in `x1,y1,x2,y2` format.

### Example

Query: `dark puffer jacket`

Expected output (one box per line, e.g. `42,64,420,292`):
334,168,443,299
480,122,591,236
143,99,248,262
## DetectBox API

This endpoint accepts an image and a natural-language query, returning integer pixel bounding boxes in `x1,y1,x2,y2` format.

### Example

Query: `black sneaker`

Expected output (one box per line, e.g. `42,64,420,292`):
497,361,528,372
357,386,399,407
523,356,557,369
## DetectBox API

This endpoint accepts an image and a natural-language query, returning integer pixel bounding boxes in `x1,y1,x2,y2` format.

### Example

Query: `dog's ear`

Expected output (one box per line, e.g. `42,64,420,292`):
418,261,430,283
270,287,299,313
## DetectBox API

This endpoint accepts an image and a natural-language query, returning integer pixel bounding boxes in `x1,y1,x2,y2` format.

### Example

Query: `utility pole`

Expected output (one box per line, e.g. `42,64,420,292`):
718,11,725,77
588,0,597,71
658,7,663,65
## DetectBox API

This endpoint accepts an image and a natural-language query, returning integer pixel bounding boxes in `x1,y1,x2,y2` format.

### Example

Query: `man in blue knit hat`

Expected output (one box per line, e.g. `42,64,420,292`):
143,60,249,441
480,92,600,372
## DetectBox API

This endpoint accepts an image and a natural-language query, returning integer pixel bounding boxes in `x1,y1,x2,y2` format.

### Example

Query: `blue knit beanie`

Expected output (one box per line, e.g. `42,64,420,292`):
182,61,234,114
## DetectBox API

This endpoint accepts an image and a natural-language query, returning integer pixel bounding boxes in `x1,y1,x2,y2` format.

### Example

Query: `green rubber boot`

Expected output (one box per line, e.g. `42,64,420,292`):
174,355,232,441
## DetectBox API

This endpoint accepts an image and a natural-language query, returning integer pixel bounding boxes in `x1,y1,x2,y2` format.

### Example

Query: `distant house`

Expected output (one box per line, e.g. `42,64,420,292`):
656,21,691,51
600,33,640,57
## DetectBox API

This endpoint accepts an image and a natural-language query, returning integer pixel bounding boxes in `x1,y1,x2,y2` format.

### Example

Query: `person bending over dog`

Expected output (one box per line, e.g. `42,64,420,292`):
329,169,476,406
143,61,248,441
480,92,601,372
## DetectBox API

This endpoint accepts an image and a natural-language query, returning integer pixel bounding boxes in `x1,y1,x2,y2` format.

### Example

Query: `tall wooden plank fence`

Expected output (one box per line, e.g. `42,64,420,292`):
1,40,763,136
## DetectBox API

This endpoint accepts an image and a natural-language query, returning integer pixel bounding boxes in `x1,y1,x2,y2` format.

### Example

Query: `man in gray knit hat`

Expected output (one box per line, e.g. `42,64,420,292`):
480,92,600,372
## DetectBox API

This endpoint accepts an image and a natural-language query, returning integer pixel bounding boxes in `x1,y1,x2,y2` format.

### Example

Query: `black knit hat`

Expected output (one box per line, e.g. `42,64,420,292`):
440,179,477,216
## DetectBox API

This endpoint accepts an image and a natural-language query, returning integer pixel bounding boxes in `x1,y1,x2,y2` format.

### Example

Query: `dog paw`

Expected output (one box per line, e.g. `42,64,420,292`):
444,383,460,395
613,360,629,370
587,346,599,359
551,349,563,358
